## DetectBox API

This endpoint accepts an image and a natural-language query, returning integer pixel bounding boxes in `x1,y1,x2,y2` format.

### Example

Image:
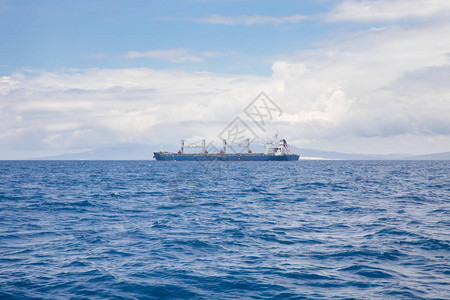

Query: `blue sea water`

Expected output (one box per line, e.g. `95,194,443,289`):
0,160,449,299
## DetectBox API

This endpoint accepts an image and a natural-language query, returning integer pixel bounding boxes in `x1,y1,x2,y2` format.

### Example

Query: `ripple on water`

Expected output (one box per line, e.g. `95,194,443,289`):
0,160,449,299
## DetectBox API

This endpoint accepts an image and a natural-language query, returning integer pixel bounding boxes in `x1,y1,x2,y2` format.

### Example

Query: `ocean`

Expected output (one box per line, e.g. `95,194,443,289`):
0,160,449,299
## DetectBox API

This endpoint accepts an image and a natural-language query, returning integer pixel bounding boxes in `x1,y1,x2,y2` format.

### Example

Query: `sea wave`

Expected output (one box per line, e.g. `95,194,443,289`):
0,160,449,299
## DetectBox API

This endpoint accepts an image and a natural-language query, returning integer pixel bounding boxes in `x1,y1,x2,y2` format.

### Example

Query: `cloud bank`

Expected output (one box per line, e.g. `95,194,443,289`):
0,69,272,158
2,35,449,159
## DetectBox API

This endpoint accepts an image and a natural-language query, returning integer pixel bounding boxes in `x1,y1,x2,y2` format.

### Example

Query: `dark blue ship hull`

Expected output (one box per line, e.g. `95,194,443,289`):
153,152,299,161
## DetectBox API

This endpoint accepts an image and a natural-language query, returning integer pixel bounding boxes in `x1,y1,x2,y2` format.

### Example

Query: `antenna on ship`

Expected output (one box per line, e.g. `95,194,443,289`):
223,139,227,153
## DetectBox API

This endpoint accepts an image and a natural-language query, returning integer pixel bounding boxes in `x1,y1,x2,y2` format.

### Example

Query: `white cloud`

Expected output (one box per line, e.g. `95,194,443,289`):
0,76,19,96
0,68,273,158
123,48,225,63
2,41,450,159
326,0,450,22
268,18,450,153
192,14,308,25
190,1,450,26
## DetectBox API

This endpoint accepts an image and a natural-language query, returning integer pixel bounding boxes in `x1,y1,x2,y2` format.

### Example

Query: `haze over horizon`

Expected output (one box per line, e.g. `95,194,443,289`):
1,0,450,159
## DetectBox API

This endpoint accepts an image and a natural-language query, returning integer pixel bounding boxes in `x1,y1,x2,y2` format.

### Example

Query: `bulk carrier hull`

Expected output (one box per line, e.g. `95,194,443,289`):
153,152,299,161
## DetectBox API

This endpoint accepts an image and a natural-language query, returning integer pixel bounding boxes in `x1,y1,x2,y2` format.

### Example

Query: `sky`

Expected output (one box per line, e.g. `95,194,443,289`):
1,0,450,159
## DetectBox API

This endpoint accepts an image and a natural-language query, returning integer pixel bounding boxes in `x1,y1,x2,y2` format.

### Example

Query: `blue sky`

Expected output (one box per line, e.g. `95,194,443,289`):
1,0,450,159
1,0,334,74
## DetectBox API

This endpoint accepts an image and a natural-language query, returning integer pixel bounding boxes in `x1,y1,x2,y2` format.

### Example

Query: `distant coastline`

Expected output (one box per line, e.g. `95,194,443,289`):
24,145,450,161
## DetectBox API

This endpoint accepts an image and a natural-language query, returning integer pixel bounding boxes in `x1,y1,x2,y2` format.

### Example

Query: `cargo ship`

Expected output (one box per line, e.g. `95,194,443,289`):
153,133,299,161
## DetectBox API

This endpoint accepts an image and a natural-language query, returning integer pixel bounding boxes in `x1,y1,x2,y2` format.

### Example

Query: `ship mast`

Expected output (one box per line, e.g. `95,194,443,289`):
225,138,250,153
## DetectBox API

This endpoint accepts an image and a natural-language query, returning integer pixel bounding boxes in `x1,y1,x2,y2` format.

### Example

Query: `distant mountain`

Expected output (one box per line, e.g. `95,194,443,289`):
403,152,450,160
29,145,449,160
31,145,161,160
290,146,408,160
